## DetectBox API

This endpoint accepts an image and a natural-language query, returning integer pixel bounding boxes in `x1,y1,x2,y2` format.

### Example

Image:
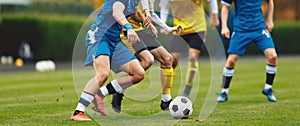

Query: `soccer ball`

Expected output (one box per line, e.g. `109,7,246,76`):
169,96,193,119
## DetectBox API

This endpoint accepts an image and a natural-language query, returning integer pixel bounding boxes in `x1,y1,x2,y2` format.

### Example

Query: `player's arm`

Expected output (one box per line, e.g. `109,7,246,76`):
208,0,220,28
112,1,140,44
220,0,231,38
136,10,158,38
156,0,183,34
265,0,274,32
140,0,152,27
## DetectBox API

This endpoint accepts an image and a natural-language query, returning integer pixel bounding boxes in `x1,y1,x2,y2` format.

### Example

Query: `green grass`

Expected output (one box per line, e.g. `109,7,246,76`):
0,56,300,126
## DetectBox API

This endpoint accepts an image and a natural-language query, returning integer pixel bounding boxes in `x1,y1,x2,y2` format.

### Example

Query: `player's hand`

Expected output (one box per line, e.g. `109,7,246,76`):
143,10,152,28
221,27,230,39
127,29,140,44
171,24,183,34
150,25,158,38
211,14,220,29
160,29,169,35
266,20,274,32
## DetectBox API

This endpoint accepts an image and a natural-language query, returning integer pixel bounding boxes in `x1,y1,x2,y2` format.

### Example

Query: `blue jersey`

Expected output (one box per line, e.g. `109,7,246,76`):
88,0,138,44
221,0,266,32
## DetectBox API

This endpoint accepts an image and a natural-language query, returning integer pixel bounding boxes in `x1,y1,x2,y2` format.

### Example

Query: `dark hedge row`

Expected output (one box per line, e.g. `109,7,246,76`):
0,13,86,61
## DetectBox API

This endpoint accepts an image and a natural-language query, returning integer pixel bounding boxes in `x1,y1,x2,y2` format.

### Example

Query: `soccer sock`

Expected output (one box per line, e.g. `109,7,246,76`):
97,80,123,97
185,59,198,87
265,64,277,89
222,67,234,94
162,94,172,102
161,67,174,100
75,91,94,112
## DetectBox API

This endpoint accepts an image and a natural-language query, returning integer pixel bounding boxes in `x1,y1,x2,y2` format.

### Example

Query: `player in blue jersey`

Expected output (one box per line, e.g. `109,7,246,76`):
71,0,151,121
217,0,278,102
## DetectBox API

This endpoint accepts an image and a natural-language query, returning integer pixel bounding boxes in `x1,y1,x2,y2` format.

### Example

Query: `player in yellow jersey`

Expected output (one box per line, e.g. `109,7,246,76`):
160,0,219,97
110,4,183,112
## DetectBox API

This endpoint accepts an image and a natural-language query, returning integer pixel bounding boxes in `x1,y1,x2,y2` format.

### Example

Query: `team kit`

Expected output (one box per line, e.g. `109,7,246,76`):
71,0,278,121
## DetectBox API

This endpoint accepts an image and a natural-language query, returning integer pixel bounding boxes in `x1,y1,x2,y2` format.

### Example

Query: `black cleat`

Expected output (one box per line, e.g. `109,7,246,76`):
160,99,172,111
111,93,124,113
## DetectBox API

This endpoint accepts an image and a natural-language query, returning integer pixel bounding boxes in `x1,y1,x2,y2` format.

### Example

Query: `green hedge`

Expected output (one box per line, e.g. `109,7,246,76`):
0,13,299,62
0,13,86,61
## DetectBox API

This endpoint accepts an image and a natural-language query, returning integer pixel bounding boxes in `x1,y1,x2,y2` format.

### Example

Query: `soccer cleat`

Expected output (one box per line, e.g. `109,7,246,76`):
111,93,124,113
160,99,172,110
71,110,92,121
93,94,108,116
217,92,228,102
182,85,192,97
262,88,277,102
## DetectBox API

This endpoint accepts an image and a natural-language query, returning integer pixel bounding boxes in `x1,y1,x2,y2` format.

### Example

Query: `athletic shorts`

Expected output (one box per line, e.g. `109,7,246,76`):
170,32,205,53
125,30,162,54
85,30,136,73
228,29,275,55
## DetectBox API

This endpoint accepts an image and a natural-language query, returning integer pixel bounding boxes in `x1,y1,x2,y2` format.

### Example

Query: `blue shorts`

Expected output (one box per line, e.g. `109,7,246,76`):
228,29,275,55
85,30,136,73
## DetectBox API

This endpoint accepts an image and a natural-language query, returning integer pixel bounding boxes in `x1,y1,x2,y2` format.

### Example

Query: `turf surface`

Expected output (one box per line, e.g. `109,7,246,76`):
0,56,299,126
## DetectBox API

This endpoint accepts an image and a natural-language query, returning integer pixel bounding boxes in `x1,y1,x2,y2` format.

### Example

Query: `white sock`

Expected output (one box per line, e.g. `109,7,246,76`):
75,103,86,112
222,88,229,94
162,94,172,102
100,87,109,96
264,84,272,89
76,91,94,112
111,79,124,93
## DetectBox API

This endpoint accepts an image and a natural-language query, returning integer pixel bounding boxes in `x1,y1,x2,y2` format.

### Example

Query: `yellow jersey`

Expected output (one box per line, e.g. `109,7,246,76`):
170,0,207,35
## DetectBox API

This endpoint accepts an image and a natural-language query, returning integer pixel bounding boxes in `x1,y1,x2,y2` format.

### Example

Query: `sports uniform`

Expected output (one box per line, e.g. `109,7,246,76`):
222,0,275,56
217,0,277,102
85,0,139,73
169,0,207,53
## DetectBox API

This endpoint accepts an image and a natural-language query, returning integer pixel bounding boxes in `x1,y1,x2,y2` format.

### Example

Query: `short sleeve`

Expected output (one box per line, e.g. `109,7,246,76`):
221,0,233,6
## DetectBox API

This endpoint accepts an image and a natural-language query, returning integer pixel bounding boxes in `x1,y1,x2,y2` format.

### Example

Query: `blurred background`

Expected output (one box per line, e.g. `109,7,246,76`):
0,0,299,70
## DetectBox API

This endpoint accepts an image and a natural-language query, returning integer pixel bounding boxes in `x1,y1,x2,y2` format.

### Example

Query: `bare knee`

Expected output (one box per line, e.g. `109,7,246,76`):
226,55,239,68
160,53,173,67
267,53,277,65
131,69,145,84
141,55,154,70
95,71,110,86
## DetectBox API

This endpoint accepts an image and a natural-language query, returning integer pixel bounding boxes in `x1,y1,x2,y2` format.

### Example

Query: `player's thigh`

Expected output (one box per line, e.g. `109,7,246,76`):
151,46,172,64
111,42,137,73
93,55,111,80
255,29,275,54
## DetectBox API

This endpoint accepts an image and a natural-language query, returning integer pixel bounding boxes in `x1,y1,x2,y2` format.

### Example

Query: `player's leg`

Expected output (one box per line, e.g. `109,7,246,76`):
256,30,277,102
183,48,200,97
151,46,174,110
136,50,155,70
72,55,110,120
262,48,277,102
96,43,145,113
110,59,145,112
217,31,250,102
182,32,205,97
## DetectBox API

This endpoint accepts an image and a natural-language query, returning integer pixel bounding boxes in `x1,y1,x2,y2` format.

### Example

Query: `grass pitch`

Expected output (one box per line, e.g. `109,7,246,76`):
0,56,299,126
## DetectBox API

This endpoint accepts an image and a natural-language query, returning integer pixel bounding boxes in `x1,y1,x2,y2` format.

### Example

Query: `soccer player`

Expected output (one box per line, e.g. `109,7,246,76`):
110,3,184,112
217,0,277,102
71,0,149,121
160,0,219,97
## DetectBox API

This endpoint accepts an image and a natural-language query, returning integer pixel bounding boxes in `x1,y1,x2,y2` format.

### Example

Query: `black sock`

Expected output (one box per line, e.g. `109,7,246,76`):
73,110,82,116
222,75,233,89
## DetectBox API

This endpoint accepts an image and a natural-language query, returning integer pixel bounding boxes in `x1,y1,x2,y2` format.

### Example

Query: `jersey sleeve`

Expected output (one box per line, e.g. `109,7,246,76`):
221,0,233,6
115,0,127,5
